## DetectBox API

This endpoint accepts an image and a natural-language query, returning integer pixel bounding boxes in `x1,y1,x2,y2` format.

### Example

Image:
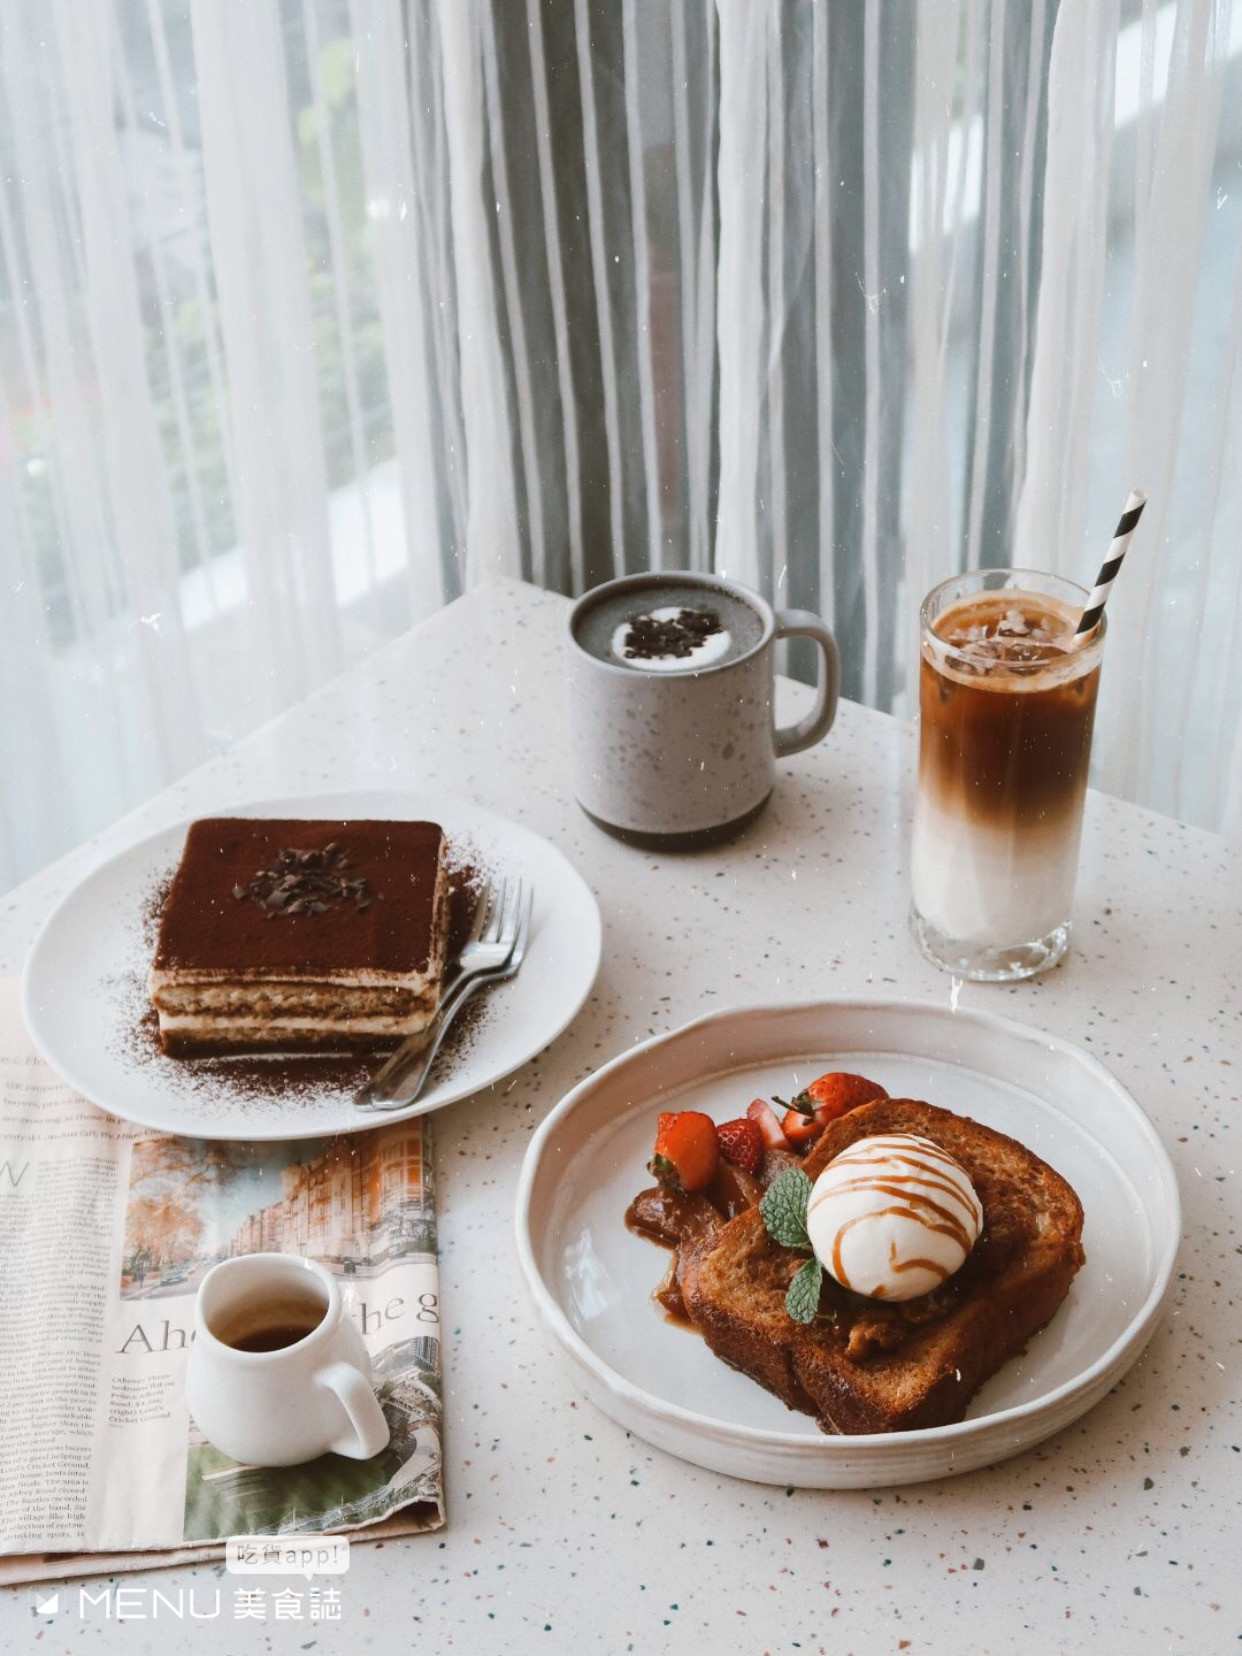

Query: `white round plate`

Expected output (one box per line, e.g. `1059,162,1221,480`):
22,791,601,1141
516,1000,1180,1488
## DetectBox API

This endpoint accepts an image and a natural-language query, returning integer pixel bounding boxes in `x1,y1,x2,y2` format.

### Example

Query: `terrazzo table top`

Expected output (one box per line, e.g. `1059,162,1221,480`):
3,579,1240,1655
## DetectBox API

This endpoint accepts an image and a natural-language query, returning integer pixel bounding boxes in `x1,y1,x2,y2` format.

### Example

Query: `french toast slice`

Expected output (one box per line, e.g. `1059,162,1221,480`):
678,1098,1085,1434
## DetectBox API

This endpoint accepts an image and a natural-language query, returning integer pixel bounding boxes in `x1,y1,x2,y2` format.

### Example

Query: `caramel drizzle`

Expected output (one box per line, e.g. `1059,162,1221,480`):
810,1170,979,1228
828,1201,969,1293
827,1135,971,1179
816,1136,981,1202
813,1136,982,1293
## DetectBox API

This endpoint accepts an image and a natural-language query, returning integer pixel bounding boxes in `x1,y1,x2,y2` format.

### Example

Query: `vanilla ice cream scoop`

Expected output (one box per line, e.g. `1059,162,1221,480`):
806,1134,984,1302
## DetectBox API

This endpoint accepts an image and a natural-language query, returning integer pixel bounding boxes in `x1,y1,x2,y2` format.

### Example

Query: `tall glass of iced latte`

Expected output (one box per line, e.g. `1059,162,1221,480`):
910,569,1104,981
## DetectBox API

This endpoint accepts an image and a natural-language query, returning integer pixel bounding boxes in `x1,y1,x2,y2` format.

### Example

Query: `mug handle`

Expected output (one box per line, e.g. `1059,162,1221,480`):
317,1361,391,1460
772,608,840,757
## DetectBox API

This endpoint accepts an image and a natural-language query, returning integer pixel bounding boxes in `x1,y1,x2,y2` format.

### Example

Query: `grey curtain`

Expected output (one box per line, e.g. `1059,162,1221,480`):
406,0,1058,707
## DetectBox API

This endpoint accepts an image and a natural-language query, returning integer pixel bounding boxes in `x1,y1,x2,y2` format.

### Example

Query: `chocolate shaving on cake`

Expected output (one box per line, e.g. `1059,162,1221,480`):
232,843,376,919
623,607,722,661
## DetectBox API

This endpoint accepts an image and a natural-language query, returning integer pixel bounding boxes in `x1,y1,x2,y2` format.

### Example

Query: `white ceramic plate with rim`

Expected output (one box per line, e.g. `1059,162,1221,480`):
516,999,1180,1488
21,790,601,1141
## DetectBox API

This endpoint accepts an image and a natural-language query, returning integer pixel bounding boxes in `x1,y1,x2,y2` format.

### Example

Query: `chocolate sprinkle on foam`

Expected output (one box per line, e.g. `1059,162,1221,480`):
622,607,722,661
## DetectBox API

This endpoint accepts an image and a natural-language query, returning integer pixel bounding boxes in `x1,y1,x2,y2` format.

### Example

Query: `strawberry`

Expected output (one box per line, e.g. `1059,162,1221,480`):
648,1110,720,1193
746,1097,792,1153
715,1117,764,1177
780,1072,889,1146
795,1071,888,1120
780,1105,826,1147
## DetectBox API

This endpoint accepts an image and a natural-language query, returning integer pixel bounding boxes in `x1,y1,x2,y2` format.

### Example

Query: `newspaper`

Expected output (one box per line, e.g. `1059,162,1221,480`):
0,983,444,1584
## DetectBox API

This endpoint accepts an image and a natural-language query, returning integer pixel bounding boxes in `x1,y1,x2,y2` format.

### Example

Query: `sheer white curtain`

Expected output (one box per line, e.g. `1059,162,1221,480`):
1016,0,1242,829
1,0,1239,894
0,0,451,888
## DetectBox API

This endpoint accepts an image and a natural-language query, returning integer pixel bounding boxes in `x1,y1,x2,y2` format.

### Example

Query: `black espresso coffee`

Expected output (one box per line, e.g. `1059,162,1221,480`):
573,581,765,674
215,1294,326,1354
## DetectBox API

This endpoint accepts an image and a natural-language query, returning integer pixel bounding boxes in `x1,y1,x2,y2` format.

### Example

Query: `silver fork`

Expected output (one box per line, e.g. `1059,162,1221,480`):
353,878,527,1110
358,886,534,1113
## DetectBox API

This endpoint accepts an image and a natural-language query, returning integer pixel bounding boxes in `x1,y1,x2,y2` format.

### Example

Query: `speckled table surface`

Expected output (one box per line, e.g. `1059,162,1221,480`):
3,579,1240,1655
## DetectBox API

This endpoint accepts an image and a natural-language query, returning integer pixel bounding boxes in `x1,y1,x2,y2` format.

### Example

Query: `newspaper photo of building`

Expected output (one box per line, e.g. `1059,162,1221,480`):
226,1126,434,1266
120,1121,436,1300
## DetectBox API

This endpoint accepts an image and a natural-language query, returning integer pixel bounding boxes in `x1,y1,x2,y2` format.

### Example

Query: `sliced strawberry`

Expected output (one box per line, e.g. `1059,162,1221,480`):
648,1110,720,1194
746,1097,791,1153
780,1106,825,1146
715,1117,764,1177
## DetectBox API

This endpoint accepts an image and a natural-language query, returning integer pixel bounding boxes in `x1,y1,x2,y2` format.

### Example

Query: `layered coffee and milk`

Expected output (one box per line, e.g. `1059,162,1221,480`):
911,588,1101,966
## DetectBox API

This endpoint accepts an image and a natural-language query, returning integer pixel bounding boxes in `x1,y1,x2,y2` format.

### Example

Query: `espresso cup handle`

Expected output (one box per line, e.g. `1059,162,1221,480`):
317,1361,391,1460
772,608,840,757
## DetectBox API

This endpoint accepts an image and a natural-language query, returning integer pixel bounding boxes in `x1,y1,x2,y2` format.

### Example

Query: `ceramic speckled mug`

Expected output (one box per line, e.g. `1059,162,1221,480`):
566,571,840,849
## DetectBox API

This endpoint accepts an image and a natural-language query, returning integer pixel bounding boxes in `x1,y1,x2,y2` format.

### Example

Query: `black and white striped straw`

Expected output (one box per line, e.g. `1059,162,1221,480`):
1073,488,1147,640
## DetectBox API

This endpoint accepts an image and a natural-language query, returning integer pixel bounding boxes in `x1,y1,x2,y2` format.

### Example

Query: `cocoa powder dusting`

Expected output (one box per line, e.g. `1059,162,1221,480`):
151,818,443,975
141,876,173,953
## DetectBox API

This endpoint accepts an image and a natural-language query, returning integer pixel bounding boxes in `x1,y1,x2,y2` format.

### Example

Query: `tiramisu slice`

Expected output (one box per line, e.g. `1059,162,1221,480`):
148,818,450,1056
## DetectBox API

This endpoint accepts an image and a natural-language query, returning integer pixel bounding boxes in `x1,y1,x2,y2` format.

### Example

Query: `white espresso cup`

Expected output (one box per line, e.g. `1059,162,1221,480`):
186,1253,390,1467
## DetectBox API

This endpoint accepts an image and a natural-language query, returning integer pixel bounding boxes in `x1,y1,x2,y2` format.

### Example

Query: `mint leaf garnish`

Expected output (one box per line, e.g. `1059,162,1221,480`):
785,1257,823,1324
761,1170,822,1322
760,1168,812,1250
